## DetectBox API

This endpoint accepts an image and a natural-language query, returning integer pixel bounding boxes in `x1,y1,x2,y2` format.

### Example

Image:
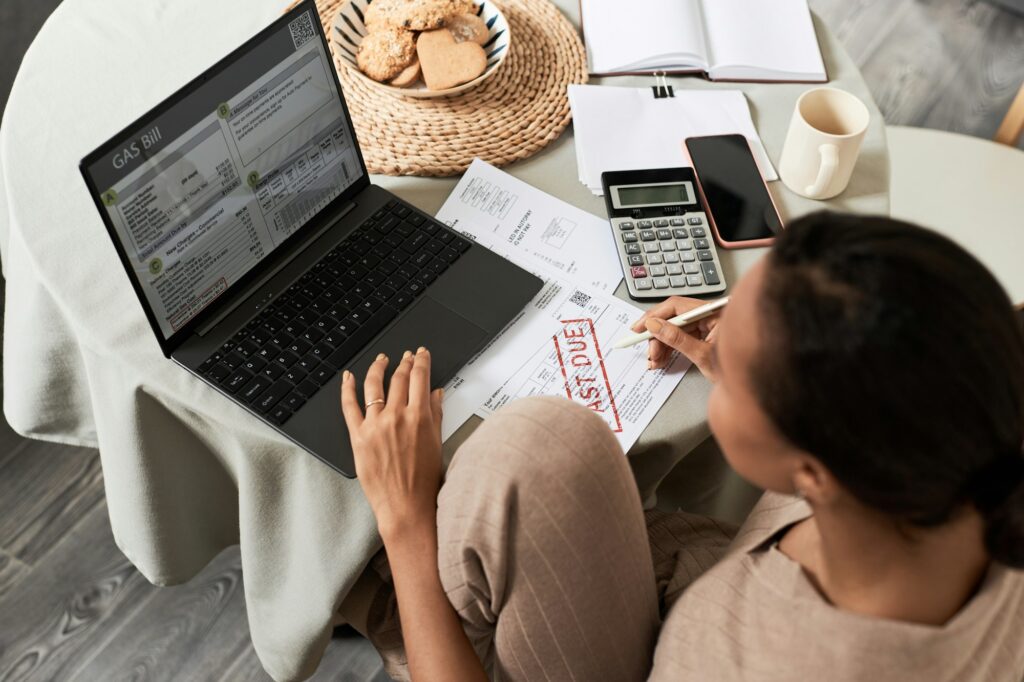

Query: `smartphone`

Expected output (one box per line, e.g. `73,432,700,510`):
685,134,783,249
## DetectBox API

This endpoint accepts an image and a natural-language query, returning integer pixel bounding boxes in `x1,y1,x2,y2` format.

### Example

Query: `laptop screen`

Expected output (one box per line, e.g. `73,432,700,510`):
82,5,363,342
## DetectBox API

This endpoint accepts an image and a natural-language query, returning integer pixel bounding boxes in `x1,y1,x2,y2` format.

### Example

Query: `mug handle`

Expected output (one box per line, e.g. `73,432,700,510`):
805,144,839,198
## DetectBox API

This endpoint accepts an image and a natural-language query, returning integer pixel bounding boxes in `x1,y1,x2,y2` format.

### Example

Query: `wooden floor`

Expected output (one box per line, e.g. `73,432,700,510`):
0,1,1022,681
817,0,1024,147
0,410,391,682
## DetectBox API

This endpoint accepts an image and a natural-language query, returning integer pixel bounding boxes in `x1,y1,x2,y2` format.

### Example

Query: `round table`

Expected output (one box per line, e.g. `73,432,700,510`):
888,126,1024,307
0,1,888,679
381,5,891,501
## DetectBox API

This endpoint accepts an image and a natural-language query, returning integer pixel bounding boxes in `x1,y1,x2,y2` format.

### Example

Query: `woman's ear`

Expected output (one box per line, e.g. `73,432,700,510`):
792,455,837,506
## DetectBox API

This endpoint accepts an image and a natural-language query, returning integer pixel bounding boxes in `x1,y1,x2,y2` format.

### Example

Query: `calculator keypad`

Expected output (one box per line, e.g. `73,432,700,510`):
612,212,726,299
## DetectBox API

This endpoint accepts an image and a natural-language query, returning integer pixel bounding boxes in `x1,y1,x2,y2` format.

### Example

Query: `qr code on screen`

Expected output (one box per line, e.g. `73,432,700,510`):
289,12,317,49
569,290,591,307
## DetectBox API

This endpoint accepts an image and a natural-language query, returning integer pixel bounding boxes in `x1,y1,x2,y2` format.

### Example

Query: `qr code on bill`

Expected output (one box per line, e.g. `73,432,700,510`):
289,12,317,49
569,290,591,307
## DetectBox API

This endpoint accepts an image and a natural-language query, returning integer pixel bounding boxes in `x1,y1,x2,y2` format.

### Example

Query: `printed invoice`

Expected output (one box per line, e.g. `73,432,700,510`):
435,160,689,451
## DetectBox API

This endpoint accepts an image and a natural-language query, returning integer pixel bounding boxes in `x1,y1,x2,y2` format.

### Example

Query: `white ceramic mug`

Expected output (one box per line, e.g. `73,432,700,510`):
779,87,870,200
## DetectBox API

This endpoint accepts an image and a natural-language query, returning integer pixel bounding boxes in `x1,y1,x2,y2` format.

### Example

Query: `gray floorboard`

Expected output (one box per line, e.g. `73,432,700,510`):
0,504,160,682
0,412,31,470
0,1,1021,681
0,440,104,566
918,3,1024,138
66,547,245,682
810,0,914,64
0,499,389,682
811,0,1024,148
0,549,30,602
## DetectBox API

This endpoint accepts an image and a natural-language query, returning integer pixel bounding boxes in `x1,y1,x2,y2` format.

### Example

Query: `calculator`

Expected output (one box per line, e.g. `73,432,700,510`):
601,168,726,301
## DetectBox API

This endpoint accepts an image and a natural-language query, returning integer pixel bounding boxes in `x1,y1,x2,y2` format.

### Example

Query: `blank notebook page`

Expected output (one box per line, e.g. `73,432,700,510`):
582,0,707,73
702,0,825,80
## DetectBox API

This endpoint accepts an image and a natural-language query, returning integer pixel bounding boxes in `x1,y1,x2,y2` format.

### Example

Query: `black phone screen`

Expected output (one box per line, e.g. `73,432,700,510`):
686,134,782,243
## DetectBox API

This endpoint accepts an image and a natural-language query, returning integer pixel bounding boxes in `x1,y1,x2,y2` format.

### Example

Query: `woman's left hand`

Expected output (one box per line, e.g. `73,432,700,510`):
343,350,488,682
340,348,444,543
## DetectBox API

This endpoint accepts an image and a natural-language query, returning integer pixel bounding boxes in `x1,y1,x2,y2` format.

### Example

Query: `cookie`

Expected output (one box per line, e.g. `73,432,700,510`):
357,28,417,82
416,28,487,90
447,0,479,16
364,0,455,31
362,0,402,32
445,13,488,45
389,59,422,87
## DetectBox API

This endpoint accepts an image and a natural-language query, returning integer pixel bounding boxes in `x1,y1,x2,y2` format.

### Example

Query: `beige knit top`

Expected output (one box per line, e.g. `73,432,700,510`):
647,493,1024,681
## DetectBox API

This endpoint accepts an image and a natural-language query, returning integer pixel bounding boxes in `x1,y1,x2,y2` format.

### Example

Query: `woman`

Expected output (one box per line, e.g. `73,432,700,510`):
337,212,1024,681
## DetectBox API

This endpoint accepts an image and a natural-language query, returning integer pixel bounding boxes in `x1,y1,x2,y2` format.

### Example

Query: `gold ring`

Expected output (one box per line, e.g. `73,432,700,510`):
365,398,386,409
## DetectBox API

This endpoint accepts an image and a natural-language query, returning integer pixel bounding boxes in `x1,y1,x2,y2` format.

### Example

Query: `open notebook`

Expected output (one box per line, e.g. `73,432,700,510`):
581,0,827,82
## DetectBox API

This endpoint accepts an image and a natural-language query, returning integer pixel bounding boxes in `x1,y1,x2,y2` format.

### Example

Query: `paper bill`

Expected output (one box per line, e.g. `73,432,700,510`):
435,161,689,451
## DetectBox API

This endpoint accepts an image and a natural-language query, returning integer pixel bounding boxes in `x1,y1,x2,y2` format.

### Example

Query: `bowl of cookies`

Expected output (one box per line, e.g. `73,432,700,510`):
332,0,511,98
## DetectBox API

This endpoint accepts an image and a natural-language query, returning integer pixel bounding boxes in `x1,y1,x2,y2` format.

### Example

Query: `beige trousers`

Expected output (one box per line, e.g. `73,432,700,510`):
341,396,662,681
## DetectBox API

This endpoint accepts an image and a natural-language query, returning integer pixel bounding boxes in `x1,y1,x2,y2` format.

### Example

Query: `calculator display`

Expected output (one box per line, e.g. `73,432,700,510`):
612,182,695,208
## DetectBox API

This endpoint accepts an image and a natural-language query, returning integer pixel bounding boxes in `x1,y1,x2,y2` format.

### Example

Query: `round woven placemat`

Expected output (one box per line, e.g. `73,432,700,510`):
298,0,587,176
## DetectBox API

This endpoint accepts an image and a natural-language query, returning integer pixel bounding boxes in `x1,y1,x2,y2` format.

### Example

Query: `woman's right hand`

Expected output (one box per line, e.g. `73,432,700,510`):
631,296,720,381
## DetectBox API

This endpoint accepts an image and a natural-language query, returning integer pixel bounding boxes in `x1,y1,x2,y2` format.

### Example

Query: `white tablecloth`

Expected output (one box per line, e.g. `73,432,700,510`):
0,0,888,679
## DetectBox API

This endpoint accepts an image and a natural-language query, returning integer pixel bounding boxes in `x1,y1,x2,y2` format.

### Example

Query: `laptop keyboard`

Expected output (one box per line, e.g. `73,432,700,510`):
196,199,472,426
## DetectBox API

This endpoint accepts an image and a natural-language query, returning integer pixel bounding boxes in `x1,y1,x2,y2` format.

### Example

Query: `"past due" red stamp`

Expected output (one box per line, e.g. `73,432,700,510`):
552,318,623,433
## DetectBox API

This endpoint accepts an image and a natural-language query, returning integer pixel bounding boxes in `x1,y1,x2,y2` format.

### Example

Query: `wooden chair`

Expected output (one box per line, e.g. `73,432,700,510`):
995,82,1024,147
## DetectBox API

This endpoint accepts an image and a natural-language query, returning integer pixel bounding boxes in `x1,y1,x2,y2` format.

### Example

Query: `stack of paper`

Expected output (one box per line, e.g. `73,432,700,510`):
435,160,690,452
568,85,777,195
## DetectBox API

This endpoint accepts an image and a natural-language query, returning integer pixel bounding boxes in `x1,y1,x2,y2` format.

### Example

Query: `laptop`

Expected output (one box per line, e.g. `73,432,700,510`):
79,0,541,478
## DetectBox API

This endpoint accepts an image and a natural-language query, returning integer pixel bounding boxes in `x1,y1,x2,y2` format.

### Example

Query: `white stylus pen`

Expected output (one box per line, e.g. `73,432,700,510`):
612,297,730,350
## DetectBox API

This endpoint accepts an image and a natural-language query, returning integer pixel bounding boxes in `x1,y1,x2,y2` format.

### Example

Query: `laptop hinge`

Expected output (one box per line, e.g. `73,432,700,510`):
196,201,358,336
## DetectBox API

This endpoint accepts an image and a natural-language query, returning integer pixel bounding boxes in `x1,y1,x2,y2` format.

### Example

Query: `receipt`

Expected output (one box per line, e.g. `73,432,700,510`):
438,159,622,294
436,161,688,452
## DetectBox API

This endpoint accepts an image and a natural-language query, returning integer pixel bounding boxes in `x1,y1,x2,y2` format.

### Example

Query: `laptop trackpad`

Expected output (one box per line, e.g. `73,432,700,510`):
283,296,487,477
347,296,488,397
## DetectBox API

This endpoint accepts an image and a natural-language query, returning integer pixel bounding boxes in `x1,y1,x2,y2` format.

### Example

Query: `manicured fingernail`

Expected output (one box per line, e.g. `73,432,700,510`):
645,318,664,334
403,350,412,359
342,370,351,382
376,353,386,361
417,346,426,354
